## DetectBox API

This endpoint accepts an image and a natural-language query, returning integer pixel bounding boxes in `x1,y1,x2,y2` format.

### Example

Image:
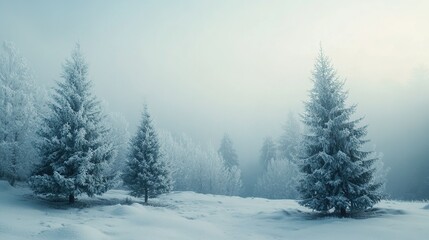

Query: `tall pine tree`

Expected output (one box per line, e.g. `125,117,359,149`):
298,48,383,216
29,45,114,203
122,105,172,203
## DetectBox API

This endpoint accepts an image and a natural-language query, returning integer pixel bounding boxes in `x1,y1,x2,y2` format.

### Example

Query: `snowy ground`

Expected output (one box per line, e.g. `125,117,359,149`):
1,181,428,240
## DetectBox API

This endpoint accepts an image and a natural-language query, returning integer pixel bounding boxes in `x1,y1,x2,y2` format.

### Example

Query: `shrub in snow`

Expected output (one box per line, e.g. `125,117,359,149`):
297,49,384,216
29,45,115,203
254,159,298,199
122,106,172,203
0,42,41,186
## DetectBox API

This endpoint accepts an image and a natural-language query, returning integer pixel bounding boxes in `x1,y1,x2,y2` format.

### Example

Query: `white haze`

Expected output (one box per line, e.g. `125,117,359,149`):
1,0,428,198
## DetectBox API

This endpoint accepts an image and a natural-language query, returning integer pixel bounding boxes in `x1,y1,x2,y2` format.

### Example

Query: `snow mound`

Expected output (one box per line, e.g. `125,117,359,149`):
37,224,108,240
110,203,146,216
423,204,429,210
368,207,406,216
255,209,304,221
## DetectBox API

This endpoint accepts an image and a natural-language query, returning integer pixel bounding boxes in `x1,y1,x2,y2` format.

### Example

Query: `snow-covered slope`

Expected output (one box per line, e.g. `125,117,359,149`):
0,180,428,240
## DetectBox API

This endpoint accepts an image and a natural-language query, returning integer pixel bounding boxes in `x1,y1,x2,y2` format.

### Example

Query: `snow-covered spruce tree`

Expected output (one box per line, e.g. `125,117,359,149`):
298,49,383,216
29,45,115,203
218,134,238,169
278,112,301,162
259,137,277,170
122,106,172,203
0,42,40,186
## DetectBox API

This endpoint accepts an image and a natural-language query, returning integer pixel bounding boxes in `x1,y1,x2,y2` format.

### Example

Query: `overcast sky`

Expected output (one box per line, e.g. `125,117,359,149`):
1,1,429,195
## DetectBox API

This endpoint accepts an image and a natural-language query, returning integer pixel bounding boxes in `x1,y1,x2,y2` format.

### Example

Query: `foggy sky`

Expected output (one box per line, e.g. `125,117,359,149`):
1,0,428,198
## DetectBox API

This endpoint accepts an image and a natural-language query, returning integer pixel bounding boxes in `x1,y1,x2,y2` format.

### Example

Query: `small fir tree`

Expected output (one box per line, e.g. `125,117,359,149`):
259,137,277,170
122,106,172,203
29,45,114,203
298,48,383,216
218,134,238,169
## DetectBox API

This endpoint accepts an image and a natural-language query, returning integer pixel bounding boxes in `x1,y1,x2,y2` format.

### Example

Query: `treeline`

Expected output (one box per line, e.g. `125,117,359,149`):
0,43,243,203
0,42,385,215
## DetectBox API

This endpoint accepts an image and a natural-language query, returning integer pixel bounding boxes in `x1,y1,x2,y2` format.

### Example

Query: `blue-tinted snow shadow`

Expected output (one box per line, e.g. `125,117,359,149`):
22,193,170,210
255,207,406,221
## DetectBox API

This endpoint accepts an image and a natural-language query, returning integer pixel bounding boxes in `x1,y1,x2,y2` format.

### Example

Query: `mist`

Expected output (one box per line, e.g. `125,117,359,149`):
1,0,428,199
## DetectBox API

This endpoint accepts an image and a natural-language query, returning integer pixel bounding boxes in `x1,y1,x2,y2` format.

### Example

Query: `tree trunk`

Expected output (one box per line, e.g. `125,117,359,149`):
340,207,346,217
69,194,75,204
9,177,15,187
144,188,148,203
10,133,18,187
